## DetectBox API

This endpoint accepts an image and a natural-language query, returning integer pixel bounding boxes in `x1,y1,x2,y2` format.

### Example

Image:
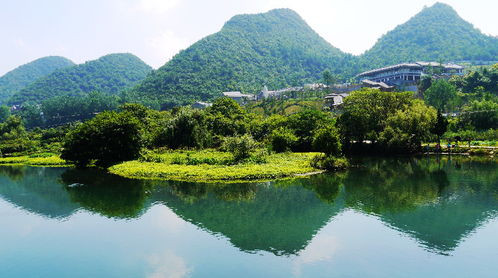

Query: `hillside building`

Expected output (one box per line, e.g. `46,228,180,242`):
222,91,255,103
356,62,464,90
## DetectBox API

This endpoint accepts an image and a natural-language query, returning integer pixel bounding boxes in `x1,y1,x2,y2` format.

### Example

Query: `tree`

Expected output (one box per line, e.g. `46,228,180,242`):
378,100,437,152
460,100,498,130
61,111,144,167
431,110,448,143
0,105,11,122
288,109,333,151
269,127,297,153
424,79,457,112
157,107,211,149
312,125,342,156
322,70,336,86
338,88,414,145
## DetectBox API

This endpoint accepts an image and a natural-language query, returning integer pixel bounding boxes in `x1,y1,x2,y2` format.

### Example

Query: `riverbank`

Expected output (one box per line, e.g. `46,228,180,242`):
0,154,69,166
108,150,322,183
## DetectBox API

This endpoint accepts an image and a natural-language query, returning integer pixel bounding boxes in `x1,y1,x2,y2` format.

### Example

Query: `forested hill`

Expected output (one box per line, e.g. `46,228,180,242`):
360,2,498,69
126,8,357,108
9,53,152,105
0,56,75,104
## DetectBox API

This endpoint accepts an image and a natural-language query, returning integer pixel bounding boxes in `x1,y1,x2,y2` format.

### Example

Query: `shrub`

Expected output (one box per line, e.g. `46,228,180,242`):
311,155,349,171
222,134,257,162
269,127,298,153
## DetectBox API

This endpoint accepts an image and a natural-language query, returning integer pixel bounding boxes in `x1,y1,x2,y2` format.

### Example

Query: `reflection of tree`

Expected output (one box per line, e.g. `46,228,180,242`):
0,165,27,181
0,167,78,218
344,156,498,254
61,168,150,219
344,157,446,214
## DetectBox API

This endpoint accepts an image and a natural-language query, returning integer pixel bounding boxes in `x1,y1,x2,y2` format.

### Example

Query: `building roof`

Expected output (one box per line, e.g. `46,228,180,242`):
222,91,253,98
362,79,394,89
357,61,464,77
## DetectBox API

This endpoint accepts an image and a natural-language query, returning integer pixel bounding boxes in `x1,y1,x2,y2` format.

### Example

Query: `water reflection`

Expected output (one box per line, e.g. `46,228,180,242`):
0,156,496,256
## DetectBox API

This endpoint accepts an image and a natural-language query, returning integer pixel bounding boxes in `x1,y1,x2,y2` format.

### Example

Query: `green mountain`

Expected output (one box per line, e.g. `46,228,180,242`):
360,2,498,69
126,8,356,108
9,53,152,105
0,56,75,104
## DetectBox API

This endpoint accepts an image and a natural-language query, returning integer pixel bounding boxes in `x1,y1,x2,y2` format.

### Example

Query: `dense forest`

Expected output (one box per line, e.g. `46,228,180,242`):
0,56,75,104
125,8,358,108
361,3,498,69
8,54,152,105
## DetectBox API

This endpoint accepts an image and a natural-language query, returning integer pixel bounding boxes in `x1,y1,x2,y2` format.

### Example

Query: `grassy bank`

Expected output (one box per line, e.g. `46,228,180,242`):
0,153,69,166
109,150,321,183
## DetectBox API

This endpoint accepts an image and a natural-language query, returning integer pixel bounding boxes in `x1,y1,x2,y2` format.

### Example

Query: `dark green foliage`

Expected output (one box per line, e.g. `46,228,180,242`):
0,105,11,122
61,111,144,167
0,56,75,104
312,125,342,156
460,100,498,130
287,109,333,151
431,110,449,142
361,3,498,69
424,79,458,112
127,9,355,107
156,107,211,149
9,53,152,105
269,127,297,153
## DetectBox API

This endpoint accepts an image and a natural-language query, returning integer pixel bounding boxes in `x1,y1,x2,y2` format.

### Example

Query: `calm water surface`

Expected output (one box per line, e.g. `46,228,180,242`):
0,156,497,278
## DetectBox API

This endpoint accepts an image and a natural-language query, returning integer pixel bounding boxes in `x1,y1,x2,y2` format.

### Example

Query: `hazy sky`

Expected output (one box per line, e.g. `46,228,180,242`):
1,0,497,75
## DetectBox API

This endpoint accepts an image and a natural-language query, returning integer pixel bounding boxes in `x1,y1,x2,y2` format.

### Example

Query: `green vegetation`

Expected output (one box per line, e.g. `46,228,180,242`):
109,150,319,182
9,53,152,105
361,3,498,69
125,8,356,108
0,154,68,166
338,88,437,153
0,56,75,104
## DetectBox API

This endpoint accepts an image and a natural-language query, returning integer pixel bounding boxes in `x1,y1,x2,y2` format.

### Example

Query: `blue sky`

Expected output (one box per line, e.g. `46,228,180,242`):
1,0,497,75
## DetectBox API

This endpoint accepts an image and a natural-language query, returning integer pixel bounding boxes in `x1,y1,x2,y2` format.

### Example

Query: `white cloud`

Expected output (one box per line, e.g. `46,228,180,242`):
147,251,191,278
146,31,192,68
292,235,339,276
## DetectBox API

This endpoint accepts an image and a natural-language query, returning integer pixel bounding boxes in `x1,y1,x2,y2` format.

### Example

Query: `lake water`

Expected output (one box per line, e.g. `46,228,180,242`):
0,156,497,278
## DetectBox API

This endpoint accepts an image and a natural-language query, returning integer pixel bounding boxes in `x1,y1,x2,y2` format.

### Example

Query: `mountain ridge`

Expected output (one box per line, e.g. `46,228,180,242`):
9,53,152,105
0,56,75,104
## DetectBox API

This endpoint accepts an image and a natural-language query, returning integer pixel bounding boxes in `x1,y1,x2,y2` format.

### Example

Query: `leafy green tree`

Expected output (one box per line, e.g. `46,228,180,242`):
460,100,498,130
288,109,333,151
424,79,457,112
312,125,342,156
322,70,336,86
0,105,11,122
61,111,144,167
269,127,297,153
431,110,448,143
338,88,413,145
157,107,211,149
378,100,437,152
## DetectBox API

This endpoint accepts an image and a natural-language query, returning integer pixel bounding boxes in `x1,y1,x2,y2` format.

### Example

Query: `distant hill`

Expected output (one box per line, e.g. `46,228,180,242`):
9,53,152,105
126,8,356,108
360,3,498,70
0,56,75,104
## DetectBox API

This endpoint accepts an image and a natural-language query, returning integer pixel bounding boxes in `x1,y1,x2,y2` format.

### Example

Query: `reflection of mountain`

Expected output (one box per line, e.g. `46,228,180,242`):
149,177,344,255
344,157,498,254
0,157,496,256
